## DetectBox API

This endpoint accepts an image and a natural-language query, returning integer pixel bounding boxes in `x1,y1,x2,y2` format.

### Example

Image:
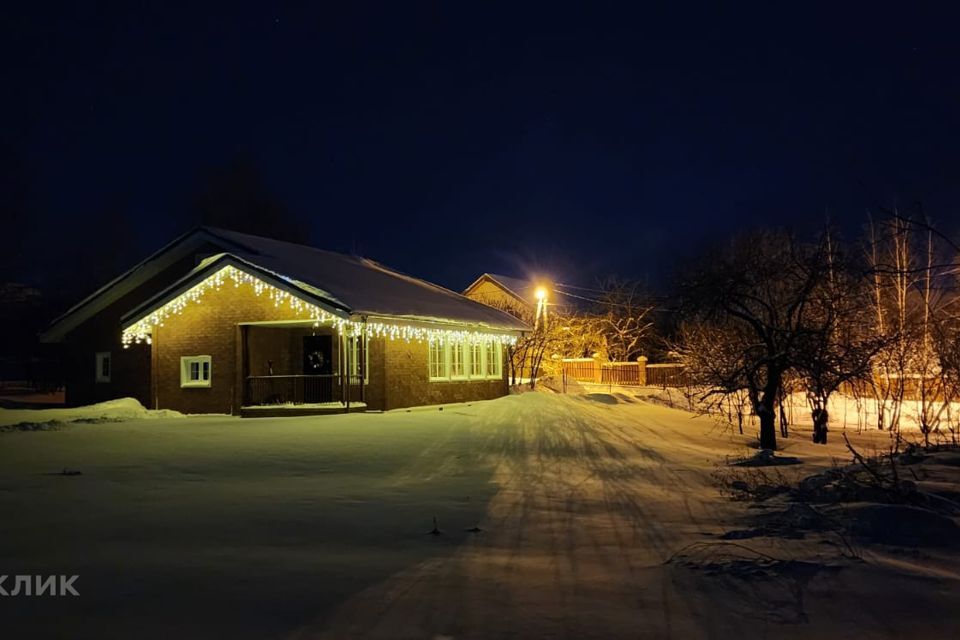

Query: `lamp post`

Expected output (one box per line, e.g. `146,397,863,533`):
534,286,548,331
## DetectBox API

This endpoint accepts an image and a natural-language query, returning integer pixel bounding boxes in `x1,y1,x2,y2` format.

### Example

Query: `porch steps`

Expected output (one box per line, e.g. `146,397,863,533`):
240,403,368,418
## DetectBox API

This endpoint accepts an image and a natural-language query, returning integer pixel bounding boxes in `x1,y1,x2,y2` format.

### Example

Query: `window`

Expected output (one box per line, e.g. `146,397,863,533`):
346,336,369,383
450,341,467,378
429,341,448,379
470,343,484,377
486,342,502,378
428,340,504,381
95,352,111,383
180,355,212,388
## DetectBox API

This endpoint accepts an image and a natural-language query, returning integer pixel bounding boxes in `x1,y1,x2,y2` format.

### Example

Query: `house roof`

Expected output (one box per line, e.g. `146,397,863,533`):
485,273,539,301
463,273,537,307
464,272,581,309
45,226,529,341
147,228,529,331
40,227,254,342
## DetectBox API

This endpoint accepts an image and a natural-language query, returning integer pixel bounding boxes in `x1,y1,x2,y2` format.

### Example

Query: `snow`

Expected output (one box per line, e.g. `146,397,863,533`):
0,392,957,638
240,401,368,410
642,385,960,436
199,227,529,330
0,397,184,429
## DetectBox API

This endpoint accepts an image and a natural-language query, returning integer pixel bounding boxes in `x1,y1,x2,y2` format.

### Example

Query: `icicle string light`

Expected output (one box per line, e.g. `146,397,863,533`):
121,265,518,348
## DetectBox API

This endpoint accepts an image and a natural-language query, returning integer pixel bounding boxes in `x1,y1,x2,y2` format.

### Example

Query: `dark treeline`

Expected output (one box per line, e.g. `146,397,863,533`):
0,154,306,384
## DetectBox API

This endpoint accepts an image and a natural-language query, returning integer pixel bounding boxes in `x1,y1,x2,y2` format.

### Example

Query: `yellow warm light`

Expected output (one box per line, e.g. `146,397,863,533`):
534,286,548,301
121,265,518,349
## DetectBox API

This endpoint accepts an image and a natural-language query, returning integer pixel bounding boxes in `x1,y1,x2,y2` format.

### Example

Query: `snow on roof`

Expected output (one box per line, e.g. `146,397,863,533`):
186,228,529,331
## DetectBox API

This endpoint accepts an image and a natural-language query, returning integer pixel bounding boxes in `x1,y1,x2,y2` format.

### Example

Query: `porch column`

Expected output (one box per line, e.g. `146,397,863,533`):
240,325,251,407
340,332,349,413
358,322,366,404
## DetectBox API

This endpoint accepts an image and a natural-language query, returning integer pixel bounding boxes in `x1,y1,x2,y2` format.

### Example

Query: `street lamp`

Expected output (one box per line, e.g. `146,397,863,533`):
534,285,548,330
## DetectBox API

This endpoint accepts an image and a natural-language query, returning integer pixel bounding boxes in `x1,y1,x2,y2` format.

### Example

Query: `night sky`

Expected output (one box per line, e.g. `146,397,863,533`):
5,3,960,299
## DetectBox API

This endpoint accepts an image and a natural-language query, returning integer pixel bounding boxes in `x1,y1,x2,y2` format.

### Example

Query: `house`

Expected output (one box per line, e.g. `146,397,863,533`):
463,273,544,313
40,227,528,415
463,273,579,317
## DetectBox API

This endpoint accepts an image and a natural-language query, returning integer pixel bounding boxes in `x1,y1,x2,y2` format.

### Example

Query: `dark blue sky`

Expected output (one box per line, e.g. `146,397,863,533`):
5,2,960,294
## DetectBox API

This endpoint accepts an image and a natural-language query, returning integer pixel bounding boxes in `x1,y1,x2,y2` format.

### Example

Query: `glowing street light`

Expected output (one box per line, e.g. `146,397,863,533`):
534,285,548,330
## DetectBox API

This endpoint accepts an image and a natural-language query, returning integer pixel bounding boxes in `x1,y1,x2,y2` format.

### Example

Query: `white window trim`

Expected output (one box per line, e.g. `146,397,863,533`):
470,342,484,378
429,340,449,381
450,341,468,380
429,341,504,382
95,352,111,384
486,342,503,379
180,355,212,388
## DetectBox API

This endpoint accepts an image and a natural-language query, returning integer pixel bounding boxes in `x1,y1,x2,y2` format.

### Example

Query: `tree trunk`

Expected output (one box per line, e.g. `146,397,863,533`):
757,372,780,450
758,408,777,450
812,406,829,444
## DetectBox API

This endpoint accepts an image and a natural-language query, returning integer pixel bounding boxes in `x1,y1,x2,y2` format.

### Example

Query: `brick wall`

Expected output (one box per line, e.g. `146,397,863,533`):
152,283,312,414
63,243,226,408
463,279,529,315
151,283,393,414
245,326,387,410
381,339,508,410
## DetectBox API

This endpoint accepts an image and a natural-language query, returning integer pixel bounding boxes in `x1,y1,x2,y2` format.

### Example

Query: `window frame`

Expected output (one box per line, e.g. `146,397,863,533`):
95,351,111,384
485,341,503,379
470,342,484,378
428,340,448,380
180,355,212,388
428,340,505,382
449,340,468,380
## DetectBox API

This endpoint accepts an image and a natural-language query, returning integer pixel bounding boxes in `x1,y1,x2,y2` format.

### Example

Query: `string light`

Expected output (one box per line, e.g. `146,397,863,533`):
122,265,519,348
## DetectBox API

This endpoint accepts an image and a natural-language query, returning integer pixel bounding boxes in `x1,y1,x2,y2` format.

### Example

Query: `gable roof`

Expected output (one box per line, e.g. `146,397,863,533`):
486,273,540,301
45,226,528,342
40,227,255,343
143,229,528,330
464,272,589,312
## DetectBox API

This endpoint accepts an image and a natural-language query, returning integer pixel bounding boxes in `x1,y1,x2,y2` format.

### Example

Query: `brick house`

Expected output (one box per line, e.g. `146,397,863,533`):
41,228,528,415
463,273,543,314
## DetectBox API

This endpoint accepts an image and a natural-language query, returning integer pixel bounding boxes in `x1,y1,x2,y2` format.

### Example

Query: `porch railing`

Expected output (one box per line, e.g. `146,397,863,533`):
244,375,363,406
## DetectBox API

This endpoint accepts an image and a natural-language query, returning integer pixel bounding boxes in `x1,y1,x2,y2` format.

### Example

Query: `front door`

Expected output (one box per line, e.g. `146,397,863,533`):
303,335,333,402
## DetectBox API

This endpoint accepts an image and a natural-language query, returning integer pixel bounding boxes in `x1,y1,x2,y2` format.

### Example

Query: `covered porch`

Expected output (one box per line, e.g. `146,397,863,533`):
239,321,374,417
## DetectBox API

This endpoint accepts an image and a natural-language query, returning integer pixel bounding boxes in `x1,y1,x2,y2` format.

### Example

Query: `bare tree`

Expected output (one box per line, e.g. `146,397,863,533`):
677,231,836,450
597,278,654,362
791,234,889,444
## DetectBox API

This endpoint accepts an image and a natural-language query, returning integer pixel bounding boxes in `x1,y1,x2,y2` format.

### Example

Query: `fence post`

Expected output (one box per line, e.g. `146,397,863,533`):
637,356,648,386
593,354,603,383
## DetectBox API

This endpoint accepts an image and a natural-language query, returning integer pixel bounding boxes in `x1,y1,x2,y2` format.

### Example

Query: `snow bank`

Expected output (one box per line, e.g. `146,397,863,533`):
637,386,960,435
0,397,184,429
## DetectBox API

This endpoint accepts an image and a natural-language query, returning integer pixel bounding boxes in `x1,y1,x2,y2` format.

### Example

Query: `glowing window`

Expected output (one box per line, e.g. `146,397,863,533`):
429,341,447,380
180,355,212,388
450,341,466,378
486,342,501,378
470,343,484,377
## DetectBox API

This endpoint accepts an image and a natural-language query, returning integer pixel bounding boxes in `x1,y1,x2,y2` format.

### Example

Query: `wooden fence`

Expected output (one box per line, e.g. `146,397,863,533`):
560,358,687,388
645,363,689,388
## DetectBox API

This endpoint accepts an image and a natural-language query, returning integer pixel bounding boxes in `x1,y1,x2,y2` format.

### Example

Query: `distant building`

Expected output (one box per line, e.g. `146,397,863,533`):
463,273,581,315
40,228,528,415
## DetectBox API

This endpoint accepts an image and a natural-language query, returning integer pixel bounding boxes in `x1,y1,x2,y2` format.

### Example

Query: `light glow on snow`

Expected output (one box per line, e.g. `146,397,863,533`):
121,265,519,349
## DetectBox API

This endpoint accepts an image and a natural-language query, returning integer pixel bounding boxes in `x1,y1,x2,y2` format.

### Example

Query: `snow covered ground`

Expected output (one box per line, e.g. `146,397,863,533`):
0,391,957,638
0,397,185,429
